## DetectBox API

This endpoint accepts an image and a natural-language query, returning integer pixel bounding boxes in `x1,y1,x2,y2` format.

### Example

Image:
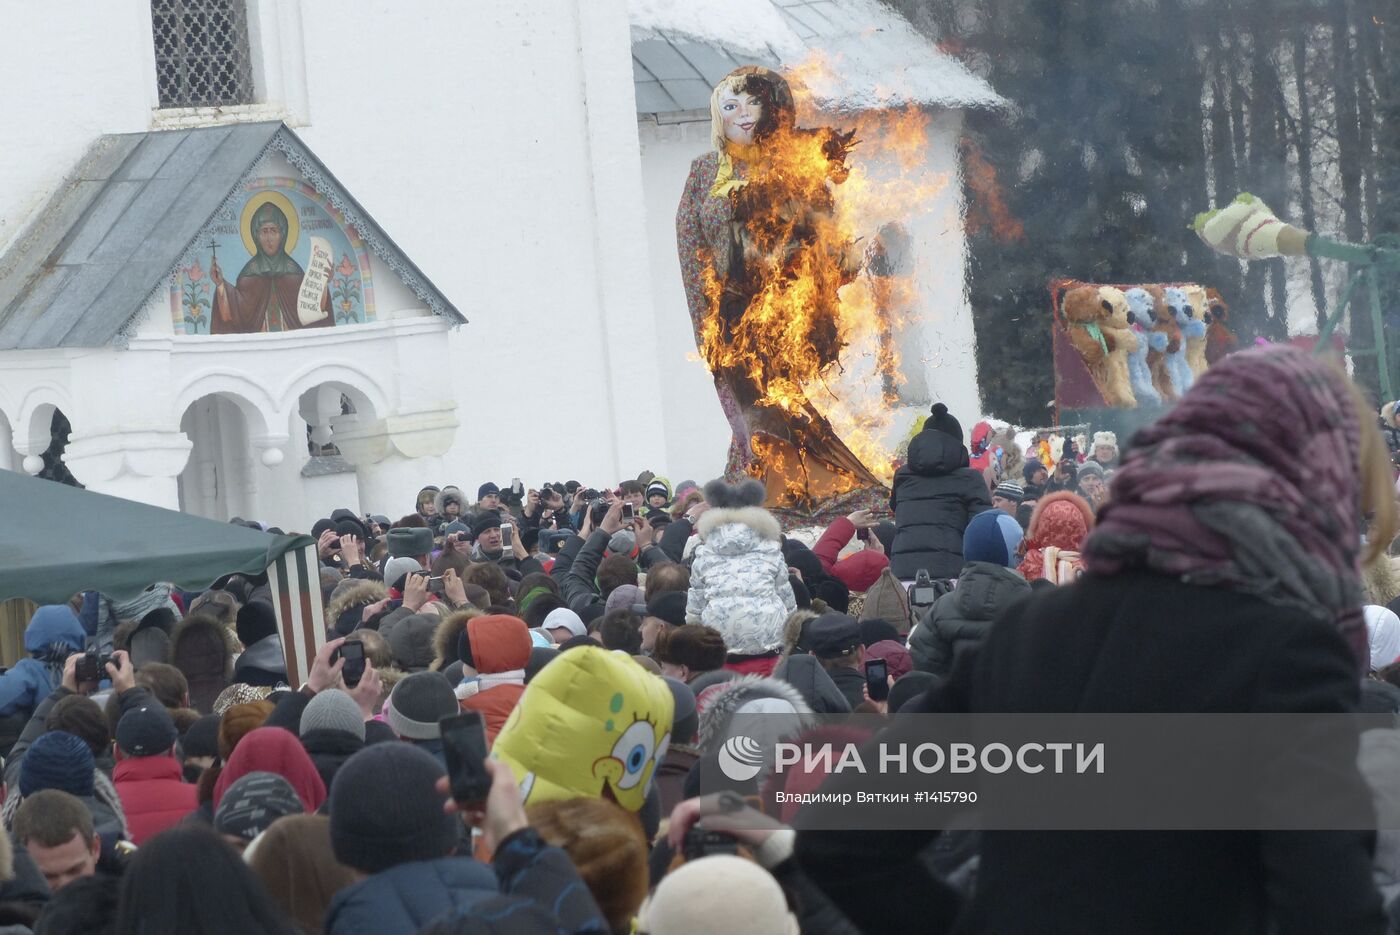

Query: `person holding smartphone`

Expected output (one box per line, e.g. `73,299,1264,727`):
468,514,542,576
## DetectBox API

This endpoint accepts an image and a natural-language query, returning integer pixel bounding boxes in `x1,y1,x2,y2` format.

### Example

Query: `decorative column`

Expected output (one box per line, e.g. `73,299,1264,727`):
331,406,459,515
62,429,193,510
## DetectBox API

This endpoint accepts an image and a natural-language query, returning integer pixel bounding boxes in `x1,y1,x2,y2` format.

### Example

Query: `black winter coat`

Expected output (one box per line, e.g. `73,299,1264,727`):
300,728,363,792
888,430,992,580
796,571,1386,935
909,562,1031,676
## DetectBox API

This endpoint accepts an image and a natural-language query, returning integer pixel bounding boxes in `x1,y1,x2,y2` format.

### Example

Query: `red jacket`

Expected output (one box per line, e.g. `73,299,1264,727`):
459,614,532,744
813,516,889,592
113,753,198,844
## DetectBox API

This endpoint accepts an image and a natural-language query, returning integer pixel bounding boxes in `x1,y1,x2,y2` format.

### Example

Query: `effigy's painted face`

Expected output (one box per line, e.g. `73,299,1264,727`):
721,92,764,146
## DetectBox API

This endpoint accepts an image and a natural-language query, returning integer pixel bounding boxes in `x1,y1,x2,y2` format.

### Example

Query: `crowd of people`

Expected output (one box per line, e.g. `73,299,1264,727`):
0,344,1398,933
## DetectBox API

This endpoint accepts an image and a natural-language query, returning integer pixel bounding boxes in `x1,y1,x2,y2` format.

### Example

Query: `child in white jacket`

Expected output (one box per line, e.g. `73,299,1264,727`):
685,479,796,657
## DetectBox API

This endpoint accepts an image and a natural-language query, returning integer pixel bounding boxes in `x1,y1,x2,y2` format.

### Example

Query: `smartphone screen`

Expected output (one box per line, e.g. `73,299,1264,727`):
865,659,890,702
427,575,445,594
621,503,635,522
500,524,513,547
441,712,492,804
339,640,366,688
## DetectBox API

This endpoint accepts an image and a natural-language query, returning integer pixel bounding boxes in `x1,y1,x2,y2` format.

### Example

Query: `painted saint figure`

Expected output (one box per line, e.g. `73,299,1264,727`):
676,65,882,508
210,201,331,334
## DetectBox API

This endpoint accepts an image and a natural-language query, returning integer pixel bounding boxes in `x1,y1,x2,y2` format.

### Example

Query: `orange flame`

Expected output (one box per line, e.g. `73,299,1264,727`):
961,138,1025,243
698,52,954,498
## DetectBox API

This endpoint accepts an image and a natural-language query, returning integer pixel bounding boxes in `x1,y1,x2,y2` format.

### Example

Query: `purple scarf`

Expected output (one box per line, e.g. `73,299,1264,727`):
1083,345,1367,670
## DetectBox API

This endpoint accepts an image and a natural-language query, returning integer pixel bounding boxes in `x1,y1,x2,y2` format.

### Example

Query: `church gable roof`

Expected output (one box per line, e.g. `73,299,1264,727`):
0,122,464,350
630,0,1005,116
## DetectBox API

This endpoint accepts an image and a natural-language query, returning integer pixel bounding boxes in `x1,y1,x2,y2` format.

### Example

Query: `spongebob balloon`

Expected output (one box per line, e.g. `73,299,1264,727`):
492,646,673,813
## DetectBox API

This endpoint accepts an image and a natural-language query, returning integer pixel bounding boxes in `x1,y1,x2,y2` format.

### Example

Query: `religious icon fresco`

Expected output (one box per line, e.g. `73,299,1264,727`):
172,179,375,335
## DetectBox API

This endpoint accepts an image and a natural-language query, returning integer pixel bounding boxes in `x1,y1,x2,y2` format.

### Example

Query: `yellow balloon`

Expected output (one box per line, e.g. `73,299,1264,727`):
239,190,300,257
493,646,674,813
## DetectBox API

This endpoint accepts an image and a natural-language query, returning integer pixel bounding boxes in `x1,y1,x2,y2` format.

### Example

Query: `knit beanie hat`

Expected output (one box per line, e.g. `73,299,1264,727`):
962,509,1025,568
864,640,913,681
477,482,500,501
605,584,645,615
299,690,366,741
662,676,699,745
386,671,458,740
646,591,688,629
116,703,179,757
21,731,95,798
382,556,424,591
219,700,276,760
215,771,305,842
924,403,963,442
330,743,457,873
993,482,1025,503
235,601,279,648
181,713,222,759
471,513,503,539
387,613,439,672
888,671,941,714
1076,461,1105,483
637,855,799,935
607,530,636,556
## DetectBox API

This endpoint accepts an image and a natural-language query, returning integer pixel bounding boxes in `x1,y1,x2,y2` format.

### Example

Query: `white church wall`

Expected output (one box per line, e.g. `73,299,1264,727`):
291,0,667,489
0,0,156,255
636,118,734,484
1,0,669,515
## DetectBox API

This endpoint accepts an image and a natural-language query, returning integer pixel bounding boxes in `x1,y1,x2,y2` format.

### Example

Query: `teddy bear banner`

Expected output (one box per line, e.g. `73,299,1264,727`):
1050,278,1238,414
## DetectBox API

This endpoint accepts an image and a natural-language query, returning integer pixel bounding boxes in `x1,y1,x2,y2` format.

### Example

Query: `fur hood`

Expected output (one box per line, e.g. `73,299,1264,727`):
697,674,813,753
434,486,466,517
694,478,780,543
325,580,389,630
432,608,482,671
696,505,782,544
1365,555,1400,608
170,612,237,681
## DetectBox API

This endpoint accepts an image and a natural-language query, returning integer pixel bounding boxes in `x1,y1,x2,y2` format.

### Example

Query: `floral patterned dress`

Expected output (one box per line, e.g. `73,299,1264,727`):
676,150,754,478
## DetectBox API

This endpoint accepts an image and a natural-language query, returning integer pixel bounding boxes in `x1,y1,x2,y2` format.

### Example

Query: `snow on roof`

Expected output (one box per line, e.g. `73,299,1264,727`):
629,0,805,58
630,0,1005,115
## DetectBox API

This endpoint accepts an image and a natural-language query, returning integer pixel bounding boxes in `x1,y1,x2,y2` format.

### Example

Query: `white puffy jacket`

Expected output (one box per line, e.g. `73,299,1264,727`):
685,506,796,655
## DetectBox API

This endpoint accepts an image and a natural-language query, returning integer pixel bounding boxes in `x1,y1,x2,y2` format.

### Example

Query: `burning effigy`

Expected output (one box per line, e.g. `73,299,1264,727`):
677,63,949,514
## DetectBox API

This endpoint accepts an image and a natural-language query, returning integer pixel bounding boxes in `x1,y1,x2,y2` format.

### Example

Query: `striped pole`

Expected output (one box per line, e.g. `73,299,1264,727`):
267,544,326,688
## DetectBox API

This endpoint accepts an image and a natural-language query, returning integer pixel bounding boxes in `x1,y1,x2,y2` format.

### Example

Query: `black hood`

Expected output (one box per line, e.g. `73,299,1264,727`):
907,429,970,477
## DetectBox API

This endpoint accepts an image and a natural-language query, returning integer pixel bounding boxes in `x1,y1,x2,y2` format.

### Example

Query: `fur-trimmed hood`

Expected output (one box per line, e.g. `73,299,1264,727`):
434,486,466,517
696,507,782,547
325,580,388,633
697,674,813,754
695,478,781,547
432,608,482,671
170,612,237,681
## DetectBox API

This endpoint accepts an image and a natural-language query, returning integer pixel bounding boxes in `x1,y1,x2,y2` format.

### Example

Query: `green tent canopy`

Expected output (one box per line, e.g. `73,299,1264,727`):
0,468,313,605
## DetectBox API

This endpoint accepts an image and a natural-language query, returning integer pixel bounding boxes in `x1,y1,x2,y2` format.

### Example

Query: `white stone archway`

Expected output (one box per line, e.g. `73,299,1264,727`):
177,392,262,522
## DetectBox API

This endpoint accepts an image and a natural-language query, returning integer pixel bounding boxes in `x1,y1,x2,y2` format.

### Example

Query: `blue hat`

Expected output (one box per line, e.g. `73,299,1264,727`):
477,482,500,501
21,731,94,798
962,510,1025,568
